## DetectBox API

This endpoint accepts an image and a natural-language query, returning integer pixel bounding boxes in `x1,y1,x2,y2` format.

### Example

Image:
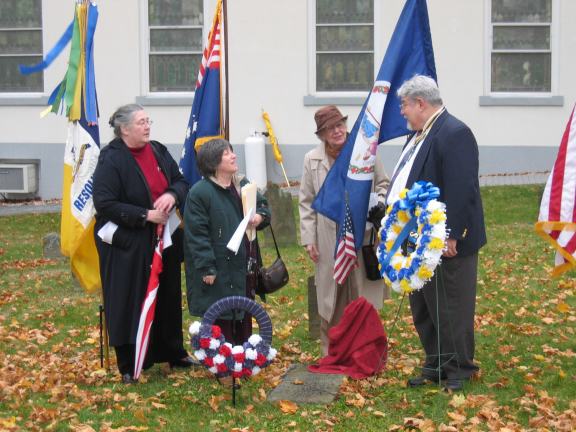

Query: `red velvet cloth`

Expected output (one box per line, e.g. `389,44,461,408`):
308,297,387,379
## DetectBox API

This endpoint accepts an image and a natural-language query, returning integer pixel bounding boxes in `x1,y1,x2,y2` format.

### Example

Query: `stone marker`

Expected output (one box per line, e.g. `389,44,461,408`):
262,182,297,247
43,232,63,259
307,276,320,340
267,364,344,404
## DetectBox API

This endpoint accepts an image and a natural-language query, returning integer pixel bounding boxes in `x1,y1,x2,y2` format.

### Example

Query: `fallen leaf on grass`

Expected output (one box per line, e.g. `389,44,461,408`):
70,425,97,432
449,394,466,408
278,400,298,414
447,411,466,424
208,395,225,412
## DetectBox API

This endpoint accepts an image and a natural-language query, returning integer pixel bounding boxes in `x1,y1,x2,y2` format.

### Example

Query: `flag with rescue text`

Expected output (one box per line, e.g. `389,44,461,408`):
20,1,101,292
312,0,437,282
179,0,225,186
535,104,576,277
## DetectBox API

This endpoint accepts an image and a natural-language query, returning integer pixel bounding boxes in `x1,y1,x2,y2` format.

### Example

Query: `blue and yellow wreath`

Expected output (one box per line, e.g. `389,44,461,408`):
377,181,447,294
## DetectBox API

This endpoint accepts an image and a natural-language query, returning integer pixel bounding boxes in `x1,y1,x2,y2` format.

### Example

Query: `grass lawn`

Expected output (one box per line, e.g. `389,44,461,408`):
0,184,574,431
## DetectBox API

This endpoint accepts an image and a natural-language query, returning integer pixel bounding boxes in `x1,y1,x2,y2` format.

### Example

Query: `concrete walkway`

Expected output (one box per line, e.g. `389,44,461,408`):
0,202,61,216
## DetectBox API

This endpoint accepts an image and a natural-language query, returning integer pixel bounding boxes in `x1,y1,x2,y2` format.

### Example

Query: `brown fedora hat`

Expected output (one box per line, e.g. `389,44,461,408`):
314,105,348,135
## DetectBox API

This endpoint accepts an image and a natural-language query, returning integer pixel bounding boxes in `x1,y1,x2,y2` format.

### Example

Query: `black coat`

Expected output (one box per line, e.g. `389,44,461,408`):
93,138,189,353
406,110,486,257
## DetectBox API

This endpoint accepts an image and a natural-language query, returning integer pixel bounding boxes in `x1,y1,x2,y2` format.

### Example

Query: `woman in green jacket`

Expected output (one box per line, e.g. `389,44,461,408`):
184,139,270,345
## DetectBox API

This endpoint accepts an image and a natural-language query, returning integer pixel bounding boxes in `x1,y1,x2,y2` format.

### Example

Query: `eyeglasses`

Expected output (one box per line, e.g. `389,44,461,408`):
399,99,419,110
327,121,346,133
135,119,153,126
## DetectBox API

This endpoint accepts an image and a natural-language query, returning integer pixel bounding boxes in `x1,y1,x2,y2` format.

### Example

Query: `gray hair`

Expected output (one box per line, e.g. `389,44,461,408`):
108,104,144,138
196,138,233,178
397,75,443,106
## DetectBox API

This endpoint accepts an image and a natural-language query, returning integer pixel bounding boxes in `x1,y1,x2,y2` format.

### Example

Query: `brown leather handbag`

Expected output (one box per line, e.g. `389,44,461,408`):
258,225,289,294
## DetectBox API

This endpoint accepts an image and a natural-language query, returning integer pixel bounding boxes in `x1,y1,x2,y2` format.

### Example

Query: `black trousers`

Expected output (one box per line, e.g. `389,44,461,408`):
409,253,479,380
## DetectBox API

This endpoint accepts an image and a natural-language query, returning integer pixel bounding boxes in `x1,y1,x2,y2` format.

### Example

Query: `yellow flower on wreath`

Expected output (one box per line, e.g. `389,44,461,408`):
429,209,446,224
429,237,445,250
418,266,433,280
397,210,411,223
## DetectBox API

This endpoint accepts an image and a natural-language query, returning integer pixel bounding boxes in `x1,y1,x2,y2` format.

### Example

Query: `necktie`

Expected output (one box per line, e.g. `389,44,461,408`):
384,131,422,203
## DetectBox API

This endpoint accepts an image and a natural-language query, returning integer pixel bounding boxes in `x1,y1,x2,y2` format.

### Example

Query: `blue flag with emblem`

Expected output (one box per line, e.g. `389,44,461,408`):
179,0,225,186
312,0,437,252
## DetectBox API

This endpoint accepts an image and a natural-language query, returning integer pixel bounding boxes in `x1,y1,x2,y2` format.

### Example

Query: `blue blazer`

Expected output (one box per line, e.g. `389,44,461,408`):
405,110,487,257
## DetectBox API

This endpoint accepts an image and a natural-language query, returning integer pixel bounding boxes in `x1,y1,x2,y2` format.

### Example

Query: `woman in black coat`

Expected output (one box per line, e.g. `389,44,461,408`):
93,104,194,384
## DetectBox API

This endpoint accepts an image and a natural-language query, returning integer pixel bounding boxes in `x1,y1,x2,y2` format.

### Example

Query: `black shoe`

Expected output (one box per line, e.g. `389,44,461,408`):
443,378,463,392
407,375,440,387
169,356,200,369
121,373,137,384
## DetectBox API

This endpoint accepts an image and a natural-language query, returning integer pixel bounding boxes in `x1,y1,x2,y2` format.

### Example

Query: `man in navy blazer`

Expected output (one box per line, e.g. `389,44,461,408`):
373,75,486,391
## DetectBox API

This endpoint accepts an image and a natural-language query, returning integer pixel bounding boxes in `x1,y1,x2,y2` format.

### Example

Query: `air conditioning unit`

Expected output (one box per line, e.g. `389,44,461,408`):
0,164,38,194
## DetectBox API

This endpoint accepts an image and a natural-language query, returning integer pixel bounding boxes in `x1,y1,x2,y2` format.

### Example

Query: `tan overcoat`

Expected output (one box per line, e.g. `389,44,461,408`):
299,144,390,322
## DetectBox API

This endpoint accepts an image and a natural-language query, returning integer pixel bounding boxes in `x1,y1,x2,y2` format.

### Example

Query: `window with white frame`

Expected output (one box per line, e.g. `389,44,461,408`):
0,0,43,93
148,0,204,92
490,0,552,93
315,0,374,92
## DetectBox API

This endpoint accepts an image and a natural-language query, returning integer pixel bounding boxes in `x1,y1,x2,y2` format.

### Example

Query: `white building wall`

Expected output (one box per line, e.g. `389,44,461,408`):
1,0,575,198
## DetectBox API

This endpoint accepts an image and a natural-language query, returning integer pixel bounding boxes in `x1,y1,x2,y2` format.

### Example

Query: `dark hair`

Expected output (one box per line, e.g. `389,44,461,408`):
108,104,144,138
196,138,233,178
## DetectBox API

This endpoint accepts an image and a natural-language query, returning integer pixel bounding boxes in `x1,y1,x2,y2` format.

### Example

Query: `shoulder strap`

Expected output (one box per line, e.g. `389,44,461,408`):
267,224,281,259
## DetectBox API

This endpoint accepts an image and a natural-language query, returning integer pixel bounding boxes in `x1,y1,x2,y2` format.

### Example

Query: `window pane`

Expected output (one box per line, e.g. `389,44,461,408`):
0,56,42,92
149,0,203,26
493,26,549,50
0,30,42,55
317,25,373,52
492,0,551,23
317,0,373,24
317,53,373,91
150,29,203,52
491,53,551,92
0,0,41,28
149,54,202,92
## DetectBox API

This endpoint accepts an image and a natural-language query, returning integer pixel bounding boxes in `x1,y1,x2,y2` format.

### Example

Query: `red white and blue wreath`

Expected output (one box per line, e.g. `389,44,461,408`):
377,181,447,294
189,296,277,378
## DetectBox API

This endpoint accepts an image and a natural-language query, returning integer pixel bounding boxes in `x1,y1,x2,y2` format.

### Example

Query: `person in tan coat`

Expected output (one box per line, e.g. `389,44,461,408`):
299,105,390,356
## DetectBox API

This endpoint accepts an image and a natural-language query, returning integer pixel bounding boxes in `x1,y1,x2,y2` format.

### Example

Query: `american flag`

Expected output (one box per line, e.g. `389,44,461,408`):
535,103,576,276
334,202,358,284
134,224,165,380
179,0,225,186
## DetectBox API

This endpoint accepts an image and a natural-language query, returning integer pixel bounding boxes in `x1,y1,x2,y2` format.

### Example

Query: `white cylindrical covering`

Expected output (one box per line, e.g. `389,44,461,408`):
244,133,267,189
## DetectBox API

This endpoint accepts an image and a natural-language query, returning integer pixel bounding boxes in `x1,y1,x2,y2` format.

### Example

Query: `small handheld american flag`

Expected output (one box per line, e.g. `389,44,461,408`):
334,200,359,284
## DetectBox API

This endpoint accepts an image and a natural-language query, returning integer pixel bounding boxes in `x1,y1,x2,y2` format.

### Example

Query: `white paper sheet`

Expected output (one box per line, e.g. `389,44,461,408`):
96,209,181,248
226,207,254,254
97,221,118,245
162,210,181,249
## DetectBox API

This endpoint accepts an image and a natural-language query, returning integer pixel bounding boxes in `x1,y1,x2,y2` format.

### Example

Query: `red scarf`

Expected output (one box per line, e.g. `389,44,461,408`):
129,143,168,202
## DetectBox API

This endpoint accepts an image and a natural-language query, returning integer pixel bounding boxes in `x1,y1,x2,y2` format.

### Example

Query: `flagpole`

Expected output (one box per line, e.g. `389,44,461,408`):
222,0,230,141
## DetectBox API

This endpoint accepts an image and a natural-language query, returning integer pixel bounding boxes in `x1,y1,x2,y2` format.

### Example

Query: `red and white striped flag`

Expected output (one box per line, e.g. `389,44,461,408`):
334,202,359,284
134,224,165,380
535,104,576,277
